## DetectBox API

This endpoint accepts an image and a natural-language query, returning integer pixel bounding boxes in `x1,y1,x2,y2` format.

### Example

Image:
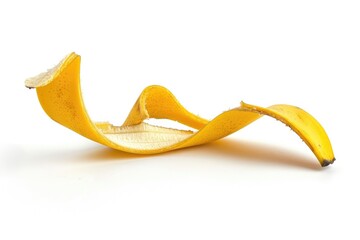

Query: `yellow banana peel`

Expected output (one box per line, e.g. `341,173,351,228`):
25,53,335,167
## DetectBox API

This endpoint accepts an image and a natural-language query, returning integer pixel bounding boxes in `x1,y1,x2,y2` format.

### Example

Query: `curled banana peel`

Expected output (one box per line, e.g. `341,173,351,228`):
25,52,335,167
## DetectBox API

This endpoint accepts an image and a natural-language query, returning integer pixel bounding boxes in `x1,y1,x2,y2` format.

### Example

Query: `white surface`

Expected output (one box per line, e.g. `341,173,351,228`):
0,0,359,239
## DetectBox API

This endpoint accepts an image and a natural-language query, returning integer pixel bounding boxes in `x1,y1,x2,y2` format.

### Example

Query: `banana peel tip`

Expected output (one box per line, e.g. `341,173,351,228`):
321,158,336,167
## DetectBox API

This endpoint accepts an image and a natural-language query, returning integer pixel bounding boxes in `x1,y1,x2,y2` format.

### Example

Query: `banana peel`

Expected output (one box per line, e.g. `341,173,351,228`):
25,53,335,167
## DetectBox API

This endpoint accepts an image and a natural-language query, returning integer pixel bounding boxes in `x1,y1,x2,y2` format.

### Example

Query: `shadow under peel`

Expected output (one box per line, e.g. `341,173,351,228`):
82,139,322,170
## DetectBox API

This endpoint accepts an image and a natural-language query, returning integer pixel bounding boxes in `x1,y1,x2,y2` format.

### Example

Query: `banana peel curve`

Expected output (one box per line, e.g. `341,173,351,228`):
25,52,335,167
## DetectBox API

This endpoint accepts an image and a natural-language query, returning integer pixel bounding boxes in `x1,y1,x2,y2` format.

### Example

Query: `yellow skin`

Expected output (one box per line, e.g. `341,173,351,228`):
25,53,335,167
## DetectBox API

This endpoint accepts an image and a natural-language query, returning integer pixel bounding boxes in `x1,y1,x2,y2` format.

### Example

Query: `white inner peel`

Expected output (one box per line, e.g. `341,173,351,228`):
25,53,76,88
96,122,194,150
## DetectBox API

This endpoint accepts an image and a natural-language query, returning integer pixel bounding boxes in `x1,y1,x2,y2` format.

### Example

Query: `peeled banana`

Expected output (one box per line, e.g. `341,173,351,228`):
25,52,335,167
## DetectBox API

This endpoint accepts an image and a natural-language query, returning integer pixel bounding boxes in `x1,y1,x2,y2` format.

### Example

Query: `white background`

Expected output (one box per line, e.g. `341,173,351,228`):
1,0,359,239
